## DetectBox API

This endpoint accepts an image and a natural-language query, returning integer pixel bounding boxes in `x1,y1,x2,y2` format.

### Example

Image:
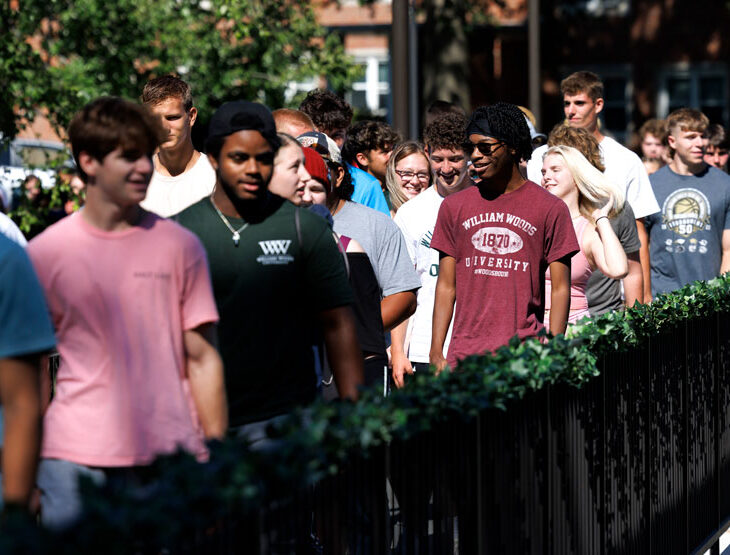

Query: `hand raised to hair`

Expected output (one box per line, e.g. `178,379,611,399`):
592,193,614,221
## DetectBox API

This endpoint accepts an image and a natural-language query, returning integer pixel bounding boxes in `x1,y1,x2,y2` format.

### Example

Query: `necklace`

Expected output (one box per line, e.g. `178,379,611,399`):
210,195,248,247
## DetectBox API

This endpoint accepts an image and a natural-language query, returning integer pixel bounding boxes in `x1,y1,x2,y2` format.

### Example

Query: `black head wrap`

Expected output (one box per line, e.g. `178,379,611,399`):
206,101,281,151
466,102,533,162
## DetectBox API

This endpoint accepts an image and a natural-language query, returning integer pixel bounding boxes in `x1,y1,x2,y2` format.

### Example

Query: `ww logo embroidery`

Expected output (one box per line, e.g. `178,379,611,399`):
257,240,295,265
258,240,292,255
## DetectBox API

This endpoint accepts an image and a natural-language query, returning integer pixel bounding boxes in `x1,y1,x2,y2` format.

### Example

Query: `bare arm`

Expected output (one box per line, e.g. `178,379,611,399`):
589,218,629,279
0,355,41,507
430,254,456,374
184,324,227,440
548,256,571,335
390,318,413,389
622,252,644,309
320,305,364,400
636,219,652,302
381,291,417,331
720,229,730,275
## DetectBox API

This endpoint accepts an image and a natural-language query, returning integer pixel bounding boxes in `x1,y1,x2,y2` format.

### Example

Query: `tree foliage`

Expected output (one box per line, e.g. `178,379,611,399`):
1,0,361,142
0,0,56,145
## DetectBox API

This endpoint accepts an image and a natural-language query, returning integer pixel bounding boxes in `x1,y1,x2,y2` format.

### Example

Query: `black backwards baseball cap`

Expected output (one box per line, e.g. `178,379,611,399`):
205,100,281,151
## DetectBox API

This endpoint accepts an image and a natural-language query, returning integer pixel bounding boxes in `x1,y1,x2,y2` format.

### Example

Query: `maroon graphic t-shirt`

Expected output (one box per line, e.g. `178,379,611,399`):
431,181,578,366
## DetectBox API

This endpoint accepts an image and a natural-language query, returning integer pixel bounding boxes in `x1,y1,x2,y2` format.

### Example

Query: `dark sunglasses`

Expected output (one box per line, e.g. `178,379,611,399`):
469,141,505,157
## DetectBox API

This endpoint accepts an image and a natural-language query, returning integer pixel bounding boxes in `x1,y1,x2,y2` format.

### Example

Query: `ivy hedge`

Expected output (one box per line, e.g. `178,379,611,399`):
3,274,730,552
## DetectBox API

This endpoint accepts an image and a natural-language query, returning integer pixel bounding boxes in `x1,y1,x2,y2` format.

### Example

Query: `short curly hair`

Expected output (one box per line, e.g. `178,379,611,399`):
299,89,353,136
547,123,605,172
341,121,402,164
423,112,470,152
467,102,533,163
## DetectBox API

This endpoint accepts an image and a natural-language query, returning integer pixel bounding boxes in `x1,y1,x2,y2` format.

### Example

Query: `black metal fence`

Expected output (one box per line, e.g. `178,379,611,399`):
223,312,730,554
34,313,730,554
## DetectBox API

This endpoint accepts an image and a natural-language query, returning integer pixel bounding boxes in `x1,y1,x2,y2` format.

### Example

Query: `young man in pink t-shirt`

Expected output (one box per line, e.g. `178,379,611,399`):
27,97,227,530
430,103,579,370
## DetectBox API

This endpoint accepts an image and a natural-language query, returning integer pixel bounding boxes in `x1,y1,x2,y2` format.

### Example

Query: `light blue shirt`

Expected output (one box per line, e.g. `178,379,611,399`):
348,164,390,216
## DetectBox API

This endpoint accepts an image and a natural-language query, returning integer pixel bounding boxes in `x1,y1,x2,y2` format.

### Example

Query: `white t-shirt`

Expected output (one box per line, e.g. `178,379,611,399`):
0,212,27,247
393,186,453,363
526,136,660,219
141,153,216,218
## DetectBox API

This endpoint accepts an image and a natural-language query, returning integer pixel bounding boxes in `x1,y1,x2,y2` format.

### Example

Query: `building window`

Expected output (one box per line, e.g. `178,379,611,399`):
346,57,391,119
557,0,630,17
658,64,728,125
284,76,319,105
600,74,632,143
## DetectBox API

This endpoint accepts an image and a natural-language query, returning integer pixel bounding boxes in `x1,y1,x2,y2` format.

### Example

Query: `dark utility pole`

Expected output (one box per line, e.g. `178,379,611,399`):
392,0,410,137
528,0,541,128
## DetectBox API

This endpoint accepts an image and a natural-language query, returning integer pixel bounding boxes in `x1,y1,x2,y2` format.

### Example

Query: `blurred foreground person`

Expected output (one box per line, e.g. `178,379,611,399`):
0,234,55,512
29,97,227,530
175,101,363,439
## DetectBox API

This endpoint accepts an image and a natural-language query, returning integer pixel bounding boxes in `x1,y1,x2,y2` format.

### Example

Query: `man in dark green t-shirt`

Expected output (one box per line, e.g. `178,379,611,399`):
175,100,363,433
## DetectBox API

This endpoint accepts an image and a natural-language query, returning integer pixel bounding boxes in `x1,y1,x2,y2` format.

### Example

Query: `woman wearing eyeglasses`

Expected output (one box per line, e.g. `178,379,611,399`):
541,145,629,325
384,141,432,217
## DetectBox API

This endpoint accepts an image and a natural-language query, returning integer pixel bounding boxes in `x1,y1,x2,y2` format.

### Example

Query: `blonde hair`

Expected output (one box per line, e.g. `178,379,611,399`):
385,141,432,213
543,145,624,221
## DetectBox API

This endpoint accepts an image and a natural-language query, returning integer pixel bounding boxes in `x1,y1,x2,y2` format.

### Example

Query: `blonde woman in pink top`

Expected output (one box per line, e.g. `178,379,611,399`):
541,145,629,326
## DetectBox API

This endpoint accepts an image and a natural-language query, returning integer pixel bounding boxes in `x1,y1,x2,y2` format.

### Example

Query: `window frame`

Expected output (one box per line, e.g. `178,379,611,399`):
346,52,391,118
657,63,729,125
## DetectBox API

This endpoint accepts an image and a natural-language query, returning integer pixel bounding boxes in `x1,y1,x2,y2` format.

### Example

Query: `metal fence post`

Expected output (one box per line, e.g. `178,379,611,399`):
476,410,484,554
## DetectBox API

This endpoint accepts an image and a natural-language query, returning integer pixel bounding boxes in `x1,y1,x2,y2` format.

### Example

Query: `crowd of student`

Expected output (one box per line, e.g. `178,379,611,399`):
2,69,730,531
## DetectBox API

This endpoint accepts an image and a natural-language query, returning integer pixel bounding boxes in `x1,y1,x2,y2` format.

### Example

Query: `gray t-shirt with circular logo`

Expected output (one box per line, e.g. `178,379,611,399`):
645,165,730,296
